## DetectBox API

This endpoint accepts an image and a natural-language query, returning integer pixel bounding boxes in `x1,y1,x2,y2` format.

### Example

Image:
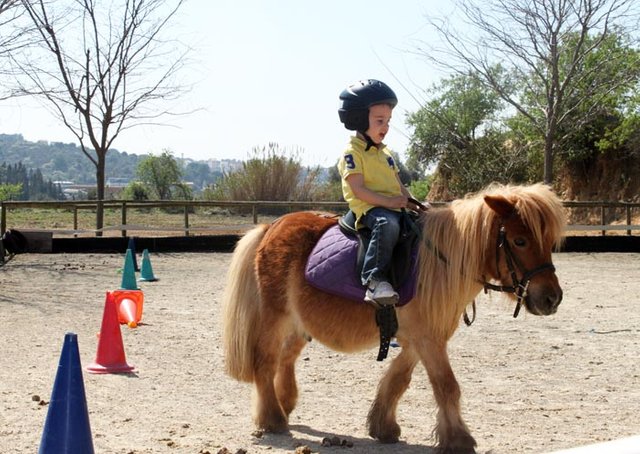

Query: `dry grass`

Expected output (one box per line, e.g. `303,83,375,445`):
3,207,283,237
4,205,639,238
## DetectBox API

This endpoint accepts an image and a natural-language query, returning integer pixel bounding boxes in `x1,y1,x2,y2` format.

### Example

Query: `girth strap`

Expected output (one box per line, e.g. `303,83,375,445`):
375,305,398,361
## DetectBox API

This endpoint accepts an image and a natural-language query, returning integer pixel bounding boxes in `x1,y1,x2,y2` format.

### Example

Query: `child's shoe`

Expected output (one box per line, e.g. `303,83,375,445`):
364,280,399,306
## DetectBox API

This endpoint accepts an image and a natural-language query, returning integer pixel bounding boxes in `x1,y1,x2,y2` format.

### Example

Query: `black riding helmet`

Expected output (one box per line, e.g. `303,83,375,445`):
338,79,397,132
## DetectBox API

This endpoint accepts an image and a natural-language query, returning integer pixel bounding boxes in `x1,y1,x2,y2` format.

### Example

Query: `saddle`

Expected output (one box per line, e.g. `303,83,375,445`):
305,209,422,361
337,209,420,291
304,212,420,306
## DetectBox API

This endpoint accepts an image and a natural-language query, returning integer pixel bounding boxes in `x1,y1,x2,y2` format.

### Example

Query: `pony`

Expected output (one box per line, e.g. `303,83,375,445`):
221,183,566,453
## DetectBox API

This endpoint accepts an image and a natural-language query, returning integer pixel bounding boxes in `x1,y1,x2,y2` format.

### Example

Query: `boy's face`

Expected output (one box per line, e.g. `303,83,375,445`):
365,103,393,144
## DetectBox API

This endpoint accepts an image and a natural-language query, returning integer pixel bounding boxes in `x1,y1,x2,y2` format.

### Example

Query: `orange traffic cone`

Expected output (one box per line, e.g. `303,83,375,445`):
112,289,144,328
86,292,135,374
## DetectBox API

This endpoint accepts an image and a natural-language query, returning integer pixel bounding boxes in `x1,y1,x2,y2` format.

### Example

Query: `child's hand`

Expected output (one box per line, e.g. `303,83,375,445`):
388,195,409,209
408,197,430,212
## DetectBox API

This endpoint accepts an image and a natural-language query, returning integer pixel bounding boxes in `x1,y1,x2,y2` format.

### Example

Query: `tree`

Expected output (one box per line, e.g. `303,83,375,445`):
184,161,217,191
120,181,150,201
407,72,502,170
419,0,640,183
8,0,189,233
136,149,190,200
0,183,22,200
507,31,640,164
0,0,31,85
406,72,528,196
0,161,64,199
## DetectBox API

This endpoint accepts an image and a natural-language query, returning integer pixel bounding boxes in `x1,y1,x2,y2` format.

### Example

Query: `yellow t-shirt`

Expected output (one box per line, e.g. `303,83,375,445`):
338,136,401,226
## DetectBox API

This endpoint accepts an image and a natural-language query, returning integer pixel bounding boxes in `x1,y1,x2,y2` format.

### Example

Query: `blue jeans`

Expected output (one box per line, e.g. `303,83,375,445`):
360,207,402,286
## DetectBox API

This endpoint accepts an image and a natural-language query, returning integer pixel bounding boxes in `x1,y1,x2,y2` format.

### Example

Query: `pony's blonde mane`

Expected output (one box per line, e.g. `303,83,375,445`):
415,183,566,339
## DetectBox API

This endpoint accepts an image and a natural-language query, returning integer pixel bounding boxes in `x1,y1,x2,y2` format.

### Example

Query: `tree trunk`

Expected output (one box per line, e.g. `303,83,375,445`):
543,133,554,185
95,151,106,237
544,109,558,185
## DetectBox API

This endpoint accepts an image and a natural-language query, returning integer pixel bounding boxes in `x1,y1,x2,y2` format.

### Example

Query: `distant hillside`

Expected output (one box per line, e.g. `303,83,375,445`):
0,134,333,196
0,133,141,184
0,133,237,191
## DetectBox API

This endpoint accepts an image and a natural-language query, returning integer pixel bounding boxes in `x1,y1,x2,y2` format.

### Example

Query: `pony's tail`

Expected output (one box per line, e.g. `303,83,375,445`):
222,224,269,383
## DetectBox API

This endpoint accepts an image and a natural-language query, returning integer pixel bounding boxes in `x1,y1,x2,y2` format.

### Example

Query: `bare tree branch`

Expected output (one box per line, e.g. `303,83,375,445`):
8,0,191,232
0,0,35,96
415,0,639,183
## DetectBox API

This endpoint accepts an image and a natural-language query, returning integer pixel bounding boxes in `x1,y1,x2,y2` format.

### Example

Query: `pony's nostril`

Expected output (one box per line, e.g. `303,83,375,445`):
548,290,562,309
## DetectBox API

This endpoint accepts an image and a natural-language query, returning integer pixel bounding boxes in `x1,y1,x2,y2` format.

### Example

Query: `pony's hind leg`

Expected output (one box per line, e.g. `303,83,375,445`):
275,333,308,416
368,347,419,443
419,341,476,452
252,314,290,433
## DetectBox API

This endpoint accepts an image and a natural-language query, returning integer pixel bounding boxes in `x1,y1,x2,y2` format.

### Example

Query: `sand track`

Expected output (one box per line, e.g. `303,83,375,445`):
1,251,639,453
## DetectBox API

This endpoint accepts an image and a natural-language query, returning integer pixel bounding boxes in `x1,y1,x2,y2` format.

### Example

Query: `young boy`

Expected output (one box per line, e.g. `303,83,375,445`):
337,79,416,306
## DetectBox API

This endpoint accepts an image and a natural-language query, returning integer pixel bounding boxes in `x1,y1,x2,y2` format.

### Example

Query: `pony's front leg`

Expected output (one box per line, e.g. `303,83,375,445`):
419,340,476,453
367,347,419,443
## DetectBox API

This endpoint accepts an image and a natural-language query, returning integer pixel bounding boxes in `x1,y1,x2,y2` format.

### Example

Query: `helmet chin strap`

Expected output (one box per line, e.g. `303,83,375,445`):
358,131,378,151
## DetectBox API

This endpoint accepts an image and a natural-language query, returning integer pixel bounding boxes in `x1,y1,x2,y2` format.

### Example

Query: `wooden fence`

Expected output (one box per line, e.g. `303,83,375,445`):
1,199,639,237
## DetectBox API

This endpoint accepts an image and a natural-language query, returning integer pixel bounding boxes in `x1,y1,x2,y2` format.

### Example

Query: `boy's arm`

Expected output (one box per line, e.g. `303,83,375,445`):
345,173,408,210
396,173,430,212
397,174,412,198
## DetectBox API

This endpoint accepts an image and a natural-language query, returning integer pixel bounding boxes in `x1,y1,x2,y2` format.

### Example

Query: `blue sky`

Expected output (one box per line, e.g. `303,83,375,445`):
0,0,454,167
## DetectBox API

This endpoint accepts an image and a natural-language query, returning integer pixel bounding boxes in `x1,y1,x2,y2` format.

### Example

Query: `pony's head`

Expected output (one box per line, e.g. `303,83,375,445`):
481,184,566,316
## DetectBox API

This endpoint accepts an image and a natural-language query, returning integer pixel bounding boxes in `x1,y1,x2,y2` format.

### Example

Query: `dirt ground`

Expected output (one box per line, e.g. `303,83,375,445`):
1,250,639,454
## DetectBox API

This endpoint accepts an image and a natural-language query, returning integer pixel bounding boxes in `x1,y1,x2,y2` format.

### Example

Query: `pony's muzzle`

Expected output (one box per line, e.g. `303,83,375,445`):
527,286,563,315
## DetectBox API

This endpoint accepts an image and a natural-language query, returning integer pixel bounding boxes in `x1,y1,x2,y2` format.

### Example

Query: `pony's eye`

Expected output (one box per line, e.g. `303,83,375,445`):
513,237,527,247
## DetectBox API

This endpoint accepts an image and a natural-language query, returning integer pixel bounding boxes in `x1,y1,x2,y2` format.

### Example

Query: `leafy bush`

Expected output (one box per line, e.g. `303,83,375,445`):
121,182,150,201
409,177,432,201
204,144,322,213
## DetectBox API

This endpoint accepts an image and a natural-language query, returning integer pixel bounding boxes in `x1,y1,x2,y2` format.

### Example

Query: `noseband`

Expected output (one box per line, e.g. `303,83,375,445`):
481,224,556,318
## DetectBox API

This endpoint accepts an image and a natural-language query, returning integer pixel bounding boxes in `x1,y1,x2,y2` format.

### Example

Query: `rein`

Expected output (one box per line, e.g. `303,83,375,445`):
423,215,554,323
481,224,555,318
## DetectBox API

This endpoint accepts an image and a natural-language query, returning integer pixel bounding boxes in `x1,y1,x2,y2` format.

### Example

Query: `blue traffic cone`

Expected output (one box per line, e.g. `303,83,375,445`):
39,333,95,454
139,249,158,282
120,249,139,290
127,237,139,272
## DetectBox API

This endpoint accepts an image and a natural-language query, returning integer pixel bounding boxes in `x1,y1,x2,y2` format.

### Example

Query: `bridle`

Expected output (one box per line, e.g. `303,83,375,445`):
481,223,556,318
422,207,556,324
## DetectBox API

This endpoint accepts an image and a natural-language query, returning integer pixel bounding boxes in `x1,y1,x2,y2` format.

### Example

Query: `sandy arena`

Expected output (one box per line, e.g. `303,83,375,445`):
1,251,639,453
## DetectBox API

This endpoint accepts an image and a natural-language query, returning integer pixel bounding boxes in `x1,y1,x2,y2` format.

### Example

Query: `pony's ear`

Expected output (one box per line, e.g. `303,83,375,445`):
484,195,516,218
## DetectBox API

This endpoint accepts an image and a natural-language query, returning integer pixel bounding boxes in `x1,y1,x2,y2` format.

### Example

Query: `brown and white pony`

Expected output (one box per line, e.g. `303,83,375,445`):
222,183,566,453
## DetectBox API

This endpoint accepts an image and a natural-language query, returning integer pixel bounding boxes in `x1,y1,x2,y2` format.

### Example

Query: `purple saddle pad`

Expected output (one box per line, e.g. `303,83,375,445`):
304,224,417,306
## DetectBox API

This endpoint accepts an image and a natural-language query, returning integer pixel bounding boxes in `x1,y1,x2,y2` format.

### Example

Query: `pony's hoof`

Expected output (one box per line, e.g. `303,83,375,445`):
438,448,476,454
259,420,289,434
255,413,289,434
369,423,400,444
438,431,477,454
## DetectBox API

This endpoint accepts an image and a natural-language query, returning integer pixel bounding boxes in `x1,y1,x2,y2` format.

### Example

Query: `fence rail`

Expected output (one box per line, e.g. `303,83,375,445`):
1,199,639,237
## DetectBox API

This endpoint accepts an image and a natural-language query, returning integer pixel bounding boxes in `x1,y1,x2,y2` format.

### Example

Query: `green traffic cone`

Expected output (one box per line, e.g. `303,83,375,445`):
127,237,140,272
139,249,158,282
120,249,139,290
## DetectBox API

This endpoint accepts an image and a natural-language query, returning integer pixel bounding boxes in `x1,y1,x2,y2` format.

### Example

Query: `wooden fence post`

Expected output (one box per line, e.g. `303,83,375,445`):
0,202,6,235
73,206,79,238
184,204,190,236
121,202,127,237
